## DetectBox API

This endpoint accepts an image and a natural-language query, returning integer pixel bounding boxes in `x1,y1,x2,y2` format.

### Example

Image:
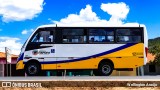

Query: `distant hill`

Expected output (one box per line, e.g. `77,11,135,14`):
148,37,160,54
148,37,160,47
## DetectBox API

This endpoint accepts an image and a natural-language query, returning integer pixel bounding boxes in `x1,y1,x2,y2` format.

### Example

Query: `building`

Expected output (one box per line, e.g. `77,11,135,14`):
143,53,160,75
0,52,24,76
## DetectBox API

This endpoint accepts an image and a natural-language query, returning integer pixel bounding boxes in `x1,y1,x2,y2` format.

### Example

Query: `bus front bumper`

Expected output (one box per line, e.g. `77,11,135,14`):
16,60,25,70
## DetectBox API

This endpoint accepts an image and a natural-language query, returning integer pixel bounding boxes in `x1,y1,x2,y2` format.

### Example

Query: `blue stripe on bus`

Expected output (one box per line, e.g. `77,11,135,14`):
37,43,136,64
17,53,24,62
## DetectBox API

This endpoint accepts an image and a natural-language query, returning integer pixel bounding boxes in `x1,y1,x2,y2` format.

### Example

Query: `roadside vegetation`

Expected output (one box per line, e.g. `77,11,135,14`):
148,37,160,65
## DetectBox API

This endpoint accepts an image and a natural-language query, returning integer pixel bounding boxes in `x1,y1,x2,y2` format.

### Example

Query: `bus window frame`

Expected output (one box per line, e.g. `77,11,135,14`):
29,27,144,45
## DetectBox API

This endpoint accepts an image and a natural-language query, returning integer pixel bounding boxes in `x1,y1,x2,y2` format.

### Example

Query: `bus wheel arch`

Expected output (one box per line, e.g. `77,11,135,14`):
95,59,114,76
25,59,41,76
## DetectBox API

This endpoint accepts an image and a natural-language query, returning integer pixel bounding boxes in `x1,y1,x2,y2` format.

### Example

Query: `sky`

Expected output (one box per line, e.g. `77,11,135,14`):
0,0,160,55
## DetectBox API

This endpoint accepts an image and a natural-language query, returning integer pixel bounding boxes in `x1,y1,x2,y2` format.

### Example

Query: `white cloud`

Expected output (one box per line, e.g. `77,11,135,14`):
0,0,45,22
21,30,28,34
52,3,135,26
0,37,22,55
101,2,129,19
52,5,103,26
101,2,129,25
21,29,34,35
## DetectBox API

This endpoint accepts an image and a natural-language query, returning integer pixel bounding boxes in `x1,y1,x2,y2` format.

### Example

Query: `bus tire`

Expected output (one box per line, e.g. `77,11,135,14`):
98,62,113,76
25,62,41,76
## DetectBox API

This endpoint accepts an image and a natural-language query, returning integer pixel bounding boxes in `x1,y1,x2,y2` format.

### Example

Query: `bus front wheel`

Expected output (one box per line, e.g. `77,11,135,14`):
25,62,41,76
98,62,113,76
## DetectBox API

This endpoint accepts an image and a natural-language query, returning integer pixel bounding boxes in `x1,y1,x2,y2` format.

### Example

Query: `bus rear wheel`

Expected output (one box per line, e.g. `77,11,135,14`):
98,62,113,76
25,62,41,76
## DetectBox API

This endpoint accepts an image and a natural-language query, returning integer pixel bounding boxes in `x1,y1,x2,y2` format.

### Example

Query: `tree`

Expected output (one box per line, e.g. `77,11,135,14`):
153,53,160,65
149,45,160,55
148,37,160,65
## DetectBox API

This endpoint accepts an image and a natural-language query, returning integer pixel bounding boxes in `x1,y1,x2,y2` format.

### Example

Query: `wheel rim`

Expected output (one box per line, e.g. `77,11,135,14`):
102,65,111,74
28,65,37,75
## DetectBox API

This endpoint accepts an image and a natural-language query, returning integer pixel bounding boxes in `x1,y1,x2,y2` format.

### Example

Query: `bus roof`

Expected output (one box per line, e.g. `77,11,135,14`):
38,23,146,28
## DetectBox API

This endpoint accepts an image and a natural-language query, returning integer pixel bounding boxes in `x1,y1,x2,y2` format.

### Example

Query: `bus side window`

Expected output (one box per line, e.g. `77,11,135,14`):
116,29,142,43
89,29,114,43
40,31,51,42
62,29,86,43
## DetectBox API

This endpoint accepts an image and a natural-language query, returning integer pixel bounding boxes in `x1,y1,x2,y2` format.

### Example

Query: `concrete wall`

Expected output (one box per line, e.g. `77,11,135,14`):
144,64,160,75
111,68,137,76
0,64,4,76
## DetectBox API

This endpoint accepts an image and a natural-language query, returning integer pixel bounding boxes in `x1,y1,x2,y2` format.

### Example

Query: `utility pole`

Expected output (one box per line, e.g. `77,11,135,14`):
5,47,11,77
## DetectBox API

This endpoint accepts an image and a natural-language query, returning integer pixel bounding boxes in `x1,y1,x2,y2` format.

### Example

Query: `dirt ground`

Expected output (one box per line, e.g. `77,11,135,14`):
1,81,160,90
0,87,160,90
